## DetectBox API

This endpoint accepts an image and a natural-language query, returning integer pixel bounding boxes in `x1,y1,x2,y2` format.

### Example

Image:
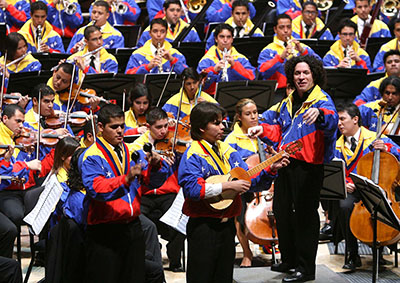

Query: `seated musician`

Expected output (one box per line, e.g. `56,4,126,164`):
205,0,256,24
162,67,218,120
128,107,185,272
18,1,65,53
0,0,30,33
124,83,152,136
41,0,83,38
68,26,118,76
89,0,141,26
354,50,400,106
258,14,320,90
80,104,168,282
198,23,255,95
205,0,263,51
291,1,333,40
67,0,124,54
359,76,400,134
137,0,200,48
125,18,188,75
178,101,289,282
373,18,400,72
323,19,372,72
334,103,400,271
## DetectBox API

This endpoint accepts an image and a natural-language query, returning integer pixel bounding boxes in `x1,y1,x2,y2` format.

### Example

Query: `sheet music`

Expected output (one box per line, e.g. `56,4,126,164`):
160,188,188,235
350,173,387,197
23,174,64,235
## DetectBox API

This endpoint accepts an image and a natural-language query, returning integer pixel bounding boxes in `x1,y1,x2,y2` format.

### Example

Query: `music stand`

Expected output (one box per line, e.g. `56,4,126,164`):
114,25,142,48
142,73,181,106
203,22,219,42
7,71,53,96
367,72,385,85
366,37,392,62
176,42,206,68
298,39,336,59
0,23,6,54
215,80,277,120
115,48,136,73
321,159,347,200
32,53,69,71
350,173,400,283
233,36,273,67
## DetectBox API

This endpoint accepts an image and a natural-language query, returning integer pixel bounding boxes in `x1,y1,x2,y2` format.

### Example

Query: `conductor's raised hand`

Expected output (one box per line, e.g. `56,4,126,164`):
303,108,320,125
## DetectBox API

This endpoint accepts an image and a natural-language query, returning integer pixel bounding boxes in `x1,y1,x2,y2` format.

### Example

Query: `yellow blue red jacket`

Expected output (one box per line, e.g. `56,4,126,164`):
137,18,200,48
125,40,187,74
123,109,144,136
197,45,255,95
276,0,302,18
372,38,398,73
0,0,30,33
334,127,400,185
359,99,399,132
205,0,256,23
351,15,391,39
89,0,140,26
323,39,372,72
178,139,276,218
67,21,124,53
258,36,320,89
259,85,338,164
353,75,386,106
291,15,333,40
18,19,65,53
41,0,83,38
81,136,169,225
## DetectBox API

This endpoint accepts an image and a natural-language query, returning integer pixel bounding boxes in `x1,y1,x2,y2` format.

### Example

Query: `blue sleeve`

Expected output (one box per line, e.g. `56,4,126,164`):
137,31,150,47
171,52,188,74
67,32,83,53
373,48,385,73
122,0,141,23
62,4,84,29
206,31,215,51
323,53,339,67
206,0,231,23
359,104,374,129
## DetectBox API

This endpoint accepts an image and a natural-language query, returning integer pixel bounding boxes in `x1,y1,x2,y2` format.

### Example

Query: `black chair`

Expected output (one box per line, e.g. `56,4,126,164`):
114,25,142,48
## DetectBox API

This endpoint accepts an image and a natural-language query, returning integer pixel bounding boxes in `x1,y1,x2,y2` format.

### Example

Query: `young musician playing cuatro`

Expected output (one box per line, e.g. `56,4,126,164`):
179,102,289,283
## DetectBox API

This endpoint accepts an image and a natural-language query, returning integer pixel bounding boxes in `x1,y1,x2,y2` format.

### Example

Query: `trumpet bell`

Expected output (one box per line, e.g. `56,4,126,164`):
65,3,77,15
316,0,333,11
116,2,128,15
381,0,400,17
188,0,206,13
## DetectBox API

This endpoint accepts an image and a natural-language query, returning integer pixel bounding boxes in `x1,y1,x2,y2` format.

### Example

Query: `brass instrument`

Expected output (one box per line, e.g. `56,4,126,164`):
37,25,42,53
221,48,228,82
156,42,163,73
188,0,206,13
381,0,400,17
315,0,333,11
113,0,128,15
62,0,77,15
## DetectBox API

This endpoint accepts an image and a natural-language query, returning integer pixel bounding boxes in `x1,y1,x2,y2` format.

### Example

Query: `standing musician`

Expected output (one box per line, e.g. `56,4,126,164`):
68,26,118,76
205,0,264,51
373,18,400,72
323,19,372,72
334,103,400,271
67,0,124,54
18,1,65,53
124,83,152,136
291,1,334,40
249,56,338,282
205,0,256,24
0,0,30,33
178,102,289,283
354,50,400,106
359,76,400,133
41,0,83,38
125,18,188,75
137,0,200,48
197,23,255,95
80,104,168,283
258,14,320,90
162,67,218,120
89,0,141,26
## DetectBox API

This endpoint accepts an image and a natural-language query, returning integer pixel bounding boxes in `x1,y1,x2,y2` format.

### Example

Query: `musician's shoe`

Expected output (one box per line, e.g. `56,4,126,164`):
342,256,361,271
319,223,332,241
379,257,392,266
169,265,184,273
282,271,315,282
271,262,294,273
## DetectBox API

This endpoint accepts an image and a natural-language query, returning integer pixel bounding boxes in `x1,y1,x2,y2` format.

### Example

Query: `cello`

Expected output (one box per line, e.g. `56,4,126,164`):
350,101,400,246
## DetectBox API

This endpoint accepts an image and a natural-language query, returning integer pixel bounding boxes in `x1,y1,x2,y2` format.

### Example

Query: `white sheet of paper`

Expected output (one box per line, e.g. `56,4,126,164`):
160,188,188,235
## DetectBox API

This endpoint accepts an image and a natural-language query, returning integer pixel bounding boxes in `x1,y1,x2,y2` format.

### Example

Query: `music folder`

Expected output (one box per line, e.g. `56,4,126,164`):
320,159,347,200
8,71,53,96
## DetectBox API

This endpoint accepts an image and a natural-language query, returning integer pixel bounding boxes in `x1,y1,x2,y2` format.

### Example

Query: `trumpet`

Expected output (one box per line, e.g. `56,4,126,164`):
37,25,42,53
315,0,333,11
112,0,128,15
221,48,228,82
156,42,163,73
188,0,206,13
381,0,400,17
345,45,352,68
62,0,77,15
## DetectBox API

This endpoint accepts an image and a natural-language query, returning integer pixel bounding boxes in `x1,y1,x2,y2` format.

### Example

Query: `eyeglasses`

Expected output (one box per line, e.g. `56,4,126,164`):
340,33,355,37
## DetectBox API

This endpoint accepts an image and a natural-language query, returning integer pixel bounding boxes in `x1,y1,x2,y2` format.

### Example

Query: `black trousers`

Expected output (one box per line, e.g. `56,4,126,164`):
141,193,185,268
85,218,145,283
186,217,236,283
0,212,17,258
0,256,22,283
273,158,323,276
0,191,25,227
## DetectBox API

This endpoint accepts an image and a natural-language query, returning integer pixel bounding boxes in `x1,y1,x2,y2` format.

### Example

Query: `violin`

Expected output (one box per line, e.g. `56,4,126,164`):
13,127,60,148
137,115,146,127
154,131,191,156
2,93,31,105
45,110,89,128
59,86,109,105
0,175,26,184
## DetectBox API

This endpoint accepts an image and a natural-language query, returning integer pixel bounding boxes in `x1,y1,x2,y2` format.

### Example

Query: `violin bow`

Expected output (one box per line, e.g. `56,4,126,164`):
36,89,42,159
195,71,207,105
122,88,126,112
377,102,400,138
90,109,96,143
67,73,86,129
63,63,77,129
0,52,7,111
156,64,175,107
171,77,185,153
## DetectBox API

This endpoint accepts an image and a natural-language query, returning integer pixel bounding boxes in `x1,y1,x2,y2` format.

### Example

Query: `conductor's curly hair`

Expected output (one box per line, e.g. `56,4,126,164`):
284,56,326,89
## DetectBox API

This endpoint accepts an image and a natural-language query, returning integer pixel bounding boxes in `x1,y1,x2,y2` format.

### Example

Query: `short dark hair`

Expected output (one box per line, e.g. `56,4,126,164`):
214,23,234,38
97,103,124,126
150,18,168,30
128,83,153,108
274,14,292,27
190,102,226,141
336,103,362,126
181,67,200,81
383,49,400,64
84,25,101,40
83,116,98,139
93,0,110,12
163,0,181,9
302,1,317,10
355,0,371,5
379,75,400,95
285,55,327,89
232,0,249,12
146,107,168,126
6,33,27,60
338,19,357,34
31,1,47,15
55,62,73,76
32,83,55,100
2,104,24,121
